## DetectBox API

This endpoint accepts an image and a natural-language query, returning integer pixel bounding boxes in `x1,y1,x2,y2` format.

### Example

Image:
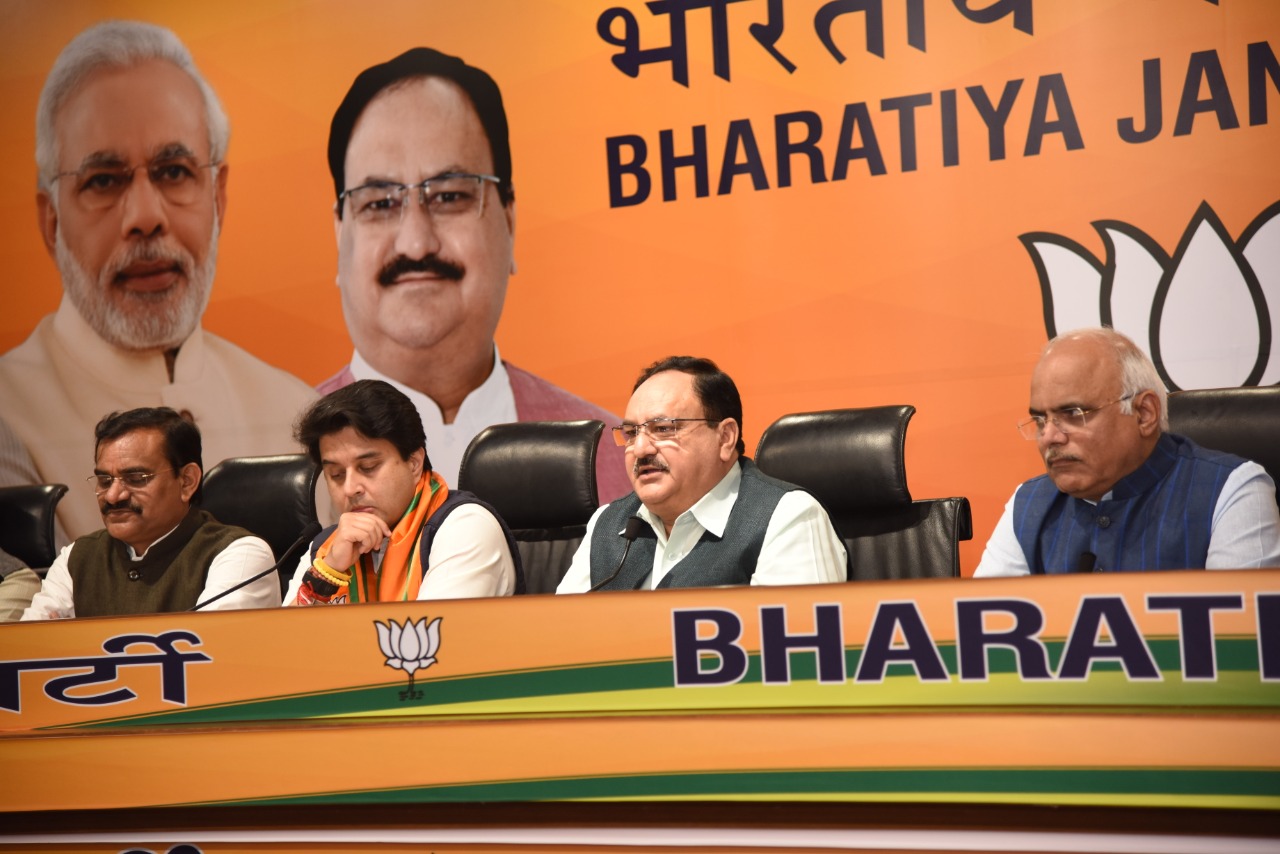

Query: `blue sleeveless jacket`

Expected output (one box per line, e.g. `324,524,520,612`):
1012,433,1246,573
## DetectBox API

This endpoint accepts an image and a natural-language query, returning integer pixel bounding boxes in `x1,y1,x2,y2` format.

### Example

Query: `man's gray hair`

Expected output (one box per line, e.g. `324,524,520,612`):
35,20,230,191
1047,327,1169,430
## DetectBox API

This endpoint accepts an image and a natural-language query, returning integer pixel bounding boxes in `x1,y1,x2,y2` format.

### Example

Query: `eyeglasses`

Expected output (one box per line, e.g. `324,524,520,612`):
613,418,718,447
88,469,173,495
339,173,500,225
51,157,220,211
1016,394,1135,440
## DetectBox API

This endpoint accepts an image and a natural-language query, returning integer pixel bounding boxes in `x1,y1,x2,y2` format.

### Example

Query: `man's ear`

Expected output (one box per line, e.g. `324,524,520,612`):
409,447,425,479
1134,390,1162,437
718,418,740,462
505,198,517,276
214,162,229,225
37,191,58,257
179,462,202,503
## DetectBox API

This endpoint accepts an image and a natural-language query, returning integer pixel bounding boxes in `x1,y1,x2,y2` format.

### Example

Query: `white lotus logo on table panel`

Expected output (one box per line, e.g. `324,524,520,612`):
375,616,441,700
1020,200,1279,390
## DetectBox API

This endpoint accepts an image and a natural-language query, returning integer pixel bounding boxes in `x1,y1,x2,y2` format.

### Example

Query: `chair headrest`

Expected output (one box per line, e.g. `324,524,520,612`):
755,406,914,513
203,454,318,510
201,454,320,559
0,483,68,569
458,420,604,529
1167,385,1280,480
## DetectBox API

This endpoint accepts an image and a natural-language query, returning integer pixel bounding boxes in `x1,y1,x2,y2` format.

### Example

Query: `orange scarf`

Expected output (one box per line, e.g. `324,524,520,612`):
315,470,448,603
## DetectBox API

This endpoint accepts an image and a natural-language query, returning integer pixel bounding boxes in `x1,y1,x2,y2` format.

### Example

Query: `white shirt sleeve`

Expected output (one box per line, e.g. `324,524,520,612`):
21,542,76,620
750,490,848,585
419,503,517,599
281,550,311,606
195,536,281,610
974,486,1031,578
556,505,607,594
1207,462,1280,569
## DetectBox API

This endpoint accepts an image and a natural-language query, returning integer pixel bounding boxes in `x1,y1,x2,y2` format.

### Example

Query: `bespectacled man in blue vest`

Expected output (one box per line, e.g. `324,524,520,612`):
557,356,848,592
976,327,1280,576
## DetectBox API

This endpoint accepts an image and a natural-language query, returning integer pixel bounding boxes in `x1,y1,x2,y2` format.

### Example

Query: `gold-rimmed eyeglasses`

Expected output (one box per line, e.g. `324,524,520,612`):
612,418,718,447
1016,393,1135,440
87,469,173,495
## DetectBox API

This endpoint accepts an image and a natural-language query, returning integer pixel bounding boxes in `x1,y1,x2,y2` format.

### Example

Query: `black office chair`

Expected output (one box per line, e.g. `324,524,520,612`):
755,406,972,580
201,454,321,594
1167,385,1280,504
0,483,69,571
458,420,604,594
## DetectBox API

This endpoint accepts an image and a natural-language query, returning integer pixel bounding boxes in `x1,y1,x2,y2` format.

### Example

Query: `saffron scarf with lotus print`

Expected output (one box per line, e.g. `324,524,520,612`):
314,469,449,602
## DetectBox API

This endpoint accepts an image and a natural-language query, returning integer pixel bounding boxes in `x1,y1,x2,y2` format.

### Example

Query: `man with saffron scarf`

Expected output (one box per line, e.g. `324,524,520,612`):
284,380,521,605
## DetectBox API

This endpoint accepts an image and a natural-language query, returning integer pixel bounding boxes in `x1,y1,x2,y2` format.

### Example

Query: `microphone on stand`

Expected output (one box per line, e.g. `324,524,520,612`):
1075,551,1098,573
588,517,647,592
192,521,323,611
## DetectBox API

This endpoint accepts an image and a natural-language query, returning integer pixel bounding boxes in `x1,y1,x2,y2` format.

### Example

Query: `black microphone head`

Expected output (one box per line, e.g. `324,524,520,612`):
1076,551,1097,573
299,520,324,542
623,516,646,541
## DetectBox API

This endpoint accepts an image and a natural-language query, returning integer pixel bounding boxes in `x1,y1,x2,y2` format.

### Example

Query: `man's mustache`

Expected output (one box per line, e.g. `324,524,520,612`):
377,254,465,286
633,455,670,475
108,241,191,285
1044,451,1081,465
100,500,140,514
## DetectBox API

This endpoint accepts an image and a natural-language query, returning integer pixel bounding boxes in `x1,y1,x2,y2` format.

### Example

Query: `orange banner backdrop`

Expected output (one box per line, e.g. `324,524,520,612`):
1,0,1277,572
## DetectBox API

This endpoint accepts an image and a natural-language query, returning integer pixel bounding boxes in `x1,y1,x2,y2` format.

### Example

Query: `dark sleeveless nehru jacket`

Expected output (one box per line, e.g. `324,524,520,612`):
1012,433,1247,573
69,508,252,617
589,458,798,590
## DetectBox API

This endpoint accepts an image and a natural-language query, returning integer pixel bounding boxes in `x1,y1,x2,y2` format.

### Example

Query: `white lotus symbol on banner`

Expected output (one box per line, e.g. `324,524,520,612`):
1020,200,1280,391
375,616,441,700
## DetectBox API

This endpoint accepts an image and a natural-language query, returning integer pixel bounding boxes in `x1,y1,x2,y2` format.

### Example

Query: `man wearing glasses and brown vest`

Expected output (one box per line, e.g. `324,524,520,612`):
557,356,847,592
22,408,279,619
975,327,1280,576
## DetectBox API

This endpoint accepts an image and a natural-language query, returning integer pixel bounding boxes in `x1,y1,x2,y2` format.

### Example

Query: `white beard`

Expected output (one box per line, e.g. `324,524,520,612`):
56,218,218,352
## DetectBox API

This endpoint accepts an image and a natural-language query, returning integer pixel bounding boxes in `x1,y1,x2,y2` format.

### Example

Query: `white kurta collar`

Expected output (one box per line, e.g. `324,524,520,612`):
52,296,204,390
348,345,517,485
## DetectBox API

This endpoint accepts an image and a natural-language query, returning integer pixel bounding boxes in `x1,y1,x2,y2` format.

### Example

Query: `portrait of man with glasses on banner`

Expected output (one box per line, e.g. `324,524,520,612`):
975,327,1280,576
557,356,847,593
319,46,628,502
22,407,280,620
0,21,318,545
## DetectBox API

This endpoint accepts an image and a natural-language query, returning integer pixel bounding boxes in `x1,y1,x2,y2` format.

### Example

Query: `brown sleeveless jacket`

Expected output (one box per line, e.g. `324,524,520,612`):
69,508,251,617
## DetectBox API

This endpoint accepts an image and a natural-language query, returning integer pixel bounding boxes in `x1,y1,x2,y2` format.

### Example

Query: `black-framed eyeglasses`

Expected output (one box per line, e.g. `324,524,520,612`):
1016,393,1136,440
51,157,220,211
612,418,718,447
87,469,174,495
338,172,500,224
